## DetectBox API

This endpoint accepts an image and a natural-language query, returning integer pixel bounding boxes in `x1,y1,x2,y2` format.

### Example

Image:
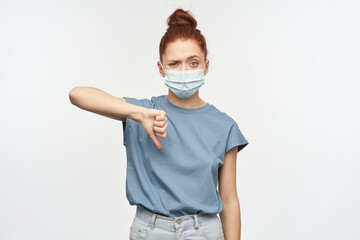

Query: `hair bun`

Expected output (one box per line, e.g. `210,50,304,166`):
167,9,197,29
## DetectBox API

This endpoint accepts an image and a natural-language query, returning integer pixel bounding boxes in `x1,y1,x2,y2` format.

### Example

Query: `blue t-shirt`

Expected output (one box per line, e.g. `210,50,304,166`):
122,94,248,217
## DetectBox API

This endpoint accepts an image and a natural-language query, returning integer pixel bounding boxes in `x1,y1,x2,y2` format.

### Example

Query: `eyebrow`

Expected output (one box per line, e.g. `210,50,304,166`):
167,55,201,62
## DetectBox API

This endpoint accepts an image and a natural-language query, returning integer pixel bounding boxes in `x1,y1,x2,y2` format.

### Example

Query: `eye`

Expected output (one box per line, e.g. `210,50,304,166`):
190,61,199,66
169,63,178,66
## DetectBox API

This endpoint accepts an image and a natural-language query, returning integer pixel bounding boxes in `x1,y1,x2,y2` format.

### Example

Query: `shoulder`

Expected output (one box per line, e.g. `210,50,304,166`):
150,95,166,103
208,104,238,127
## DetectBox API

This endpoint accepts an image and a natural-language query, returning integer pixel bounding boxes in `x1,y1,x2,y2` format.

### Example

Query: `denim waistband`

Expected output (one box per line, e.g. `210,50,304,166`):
134,205,218,231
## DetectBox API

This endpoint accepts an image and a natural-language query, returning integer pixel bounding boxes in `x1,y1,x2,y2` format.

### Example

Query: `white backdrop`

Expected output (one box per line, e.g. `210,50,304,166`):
0,0,359,239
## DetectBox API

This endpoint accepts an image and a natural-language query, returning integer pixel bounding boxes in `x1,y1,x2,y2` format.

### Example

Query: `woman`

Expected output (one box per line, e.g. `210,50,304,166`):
69,8,249,240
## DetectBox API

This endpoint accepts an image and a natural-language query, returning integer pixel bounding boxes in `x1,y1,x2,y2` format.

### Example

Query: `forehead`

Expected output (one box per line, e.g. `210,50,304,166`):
163,39,204,61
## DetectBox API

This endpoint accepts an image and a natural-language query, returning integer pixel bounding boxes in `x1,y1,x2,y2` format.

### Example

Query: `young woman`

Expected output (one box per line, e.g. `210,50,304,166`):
69,8,248,240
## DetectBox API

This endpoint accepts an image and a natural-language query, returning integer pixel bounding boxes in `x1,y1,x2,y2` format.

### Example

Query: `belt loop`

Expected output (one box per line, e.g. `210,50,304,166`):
194,214,199,230
150,213,157,230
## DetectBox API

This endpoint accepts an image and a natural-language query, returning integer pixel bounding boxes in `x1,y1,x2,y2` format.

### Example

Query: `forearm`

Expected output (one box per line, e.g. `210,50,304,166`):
219,199,241,240
69,86,144,122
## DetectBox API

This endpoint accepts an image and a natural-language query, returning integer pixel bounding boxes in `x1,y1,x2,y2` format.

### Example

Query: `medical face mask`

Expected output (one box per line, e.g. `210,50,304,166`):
161,63,206,99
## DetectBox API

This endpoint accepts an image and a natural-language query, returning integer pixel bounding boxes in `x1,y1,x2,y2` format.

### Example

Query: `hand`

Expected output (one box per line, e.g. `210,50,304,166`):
140,108,168,151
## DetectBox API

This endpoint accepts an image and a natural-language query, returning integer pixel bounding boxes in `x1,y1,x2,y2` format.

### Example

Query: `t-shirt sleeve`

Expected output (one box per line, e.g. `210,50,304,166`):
225,121,249,154
123,97,153,108
122,97,153,146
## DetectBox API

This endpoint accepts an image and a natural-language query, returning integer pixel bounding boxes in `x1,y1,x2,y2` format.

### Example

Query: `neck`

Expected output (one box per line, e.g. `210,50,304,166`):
167,91,207,109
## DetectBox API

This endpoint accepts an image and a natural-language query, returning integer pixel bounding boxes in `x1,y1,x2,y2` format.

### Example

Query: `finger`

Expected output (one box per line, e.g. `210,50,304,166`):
153,119,166,127
155,131,167,139
150,134,162,151
154,122,168,138
156,111,166,121
154,115,167,124
153,124,167,134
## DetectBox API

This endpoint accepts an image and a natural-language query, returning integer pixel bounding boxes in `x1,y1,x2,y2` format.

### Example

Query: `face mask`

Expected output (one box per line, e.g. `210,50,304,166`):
160,63,206,99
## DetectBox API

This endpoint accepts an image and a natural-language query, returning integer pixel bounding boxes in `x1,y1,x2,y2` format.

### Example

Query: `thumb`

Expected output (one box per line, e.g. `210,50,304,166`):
149,132,162,151
155,110,166,120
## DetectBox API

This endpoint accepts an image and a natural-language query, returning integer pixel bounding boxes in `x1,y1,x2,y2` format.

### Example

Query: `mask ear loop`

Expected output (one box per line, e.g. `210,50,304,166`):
160,62,166,74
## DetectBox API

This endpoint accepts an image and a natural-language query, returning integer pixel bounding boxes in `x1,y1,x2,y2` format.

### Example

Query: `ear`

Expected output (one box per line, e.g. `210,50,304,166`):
204,59,209,76
157,61,165,77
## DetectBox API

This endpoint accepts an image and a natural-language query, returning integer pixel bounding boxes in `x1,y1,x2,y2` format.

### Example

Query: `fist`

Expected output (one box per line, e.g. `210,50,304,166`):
140,109,168,151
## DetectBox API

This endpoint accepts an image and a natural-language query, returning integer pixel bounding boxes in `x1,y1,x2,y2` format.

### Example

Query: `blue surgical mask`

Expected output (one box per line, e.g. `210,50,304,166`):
161,63,206,99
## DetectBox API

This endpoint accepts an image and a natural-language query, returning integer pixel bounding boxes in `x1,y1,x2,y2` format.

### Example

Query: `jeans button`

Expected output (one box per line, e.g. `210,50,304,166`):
177,219,182,224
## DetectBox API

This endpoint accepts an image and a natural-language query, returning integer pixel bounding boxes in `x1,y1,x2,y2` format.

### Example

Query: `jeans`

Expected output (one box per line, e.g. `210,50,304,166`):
129,205,225,240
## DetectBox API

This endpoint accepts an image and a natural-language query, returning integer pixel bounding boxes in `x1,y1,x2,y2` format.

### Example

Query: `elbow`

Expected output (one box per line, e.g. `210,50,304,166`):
69,87,81,105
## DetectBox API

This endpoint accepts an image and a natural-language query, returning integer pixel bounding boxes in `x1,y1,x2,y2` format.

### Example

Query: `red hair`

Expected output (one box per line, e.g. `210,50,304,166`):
159,8,208,63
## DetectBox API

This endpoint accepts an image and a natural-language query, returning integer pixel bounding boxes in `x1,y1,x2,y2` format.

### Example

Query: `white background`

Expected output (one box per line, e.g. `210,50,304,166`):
1,0,359,239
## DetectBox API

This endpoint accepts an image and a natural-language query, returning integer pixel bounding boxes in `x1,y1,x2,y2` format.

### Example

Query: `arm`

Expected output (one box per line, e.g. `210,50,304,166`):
68,86,168,151
218,146,241,240
68,86,144,123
